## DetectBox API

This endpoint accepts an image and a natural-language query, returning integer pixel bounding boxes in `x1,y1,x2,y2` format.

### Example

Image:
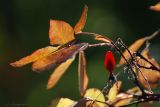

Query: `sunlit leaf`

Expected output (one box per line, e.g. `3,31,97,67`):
74,98,100,107
108,81,122,102
113,93,133,107
78,51,88,96
32,43,88,72
56,98,75,107
10,46,59,67
49,20,75,45
118,38,146,66
94,35,112,43
84,88,105,107
150,2,160,12
47,56,75,89
74,5,88,33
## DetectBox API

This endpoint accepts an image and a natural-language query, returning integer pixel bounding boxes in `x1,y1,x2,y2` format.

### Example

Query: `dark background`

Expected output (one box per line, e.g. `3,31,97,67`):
0,0,160,107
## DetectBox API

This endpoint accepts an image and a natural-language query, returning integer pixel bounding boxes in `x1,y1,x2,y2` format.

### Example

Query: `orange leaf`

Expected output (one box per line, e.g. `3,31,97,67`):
94,35,112,43
74,5,88,33
10,46,59,67
118,38,146,66
47,56,75,89
150,2,160,12
78,51,88,96
49,20,75,45
32,43,88,72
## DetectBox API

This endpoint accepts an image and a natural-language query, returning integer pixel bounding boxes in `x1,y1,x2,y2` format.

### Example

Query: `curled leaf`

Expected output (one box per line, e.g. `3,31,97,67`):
78,51,88,96
94,35,112,43
10,46,59,67
119,38,146,66
47,56,75,89
49,20,75,45
56,98,75,107
84,88,105,107
108,81,122,102
150,2,160,12
74,5,88,33
32,43,88,72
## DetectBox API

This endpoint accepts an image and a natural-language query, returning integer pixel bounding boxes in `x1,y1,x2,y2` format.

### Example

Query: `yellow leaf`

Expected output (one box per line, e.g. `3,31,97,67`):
47,56,75,89
74,5,88,33
108,81,122,102
56,98,75,107
78,51,88,96
114,93,133,107
10,46,59,67
32,43,88,72
84,88,105,107
49,20,75,45
74,98,100,107
150,2,160,12
118,38,146,66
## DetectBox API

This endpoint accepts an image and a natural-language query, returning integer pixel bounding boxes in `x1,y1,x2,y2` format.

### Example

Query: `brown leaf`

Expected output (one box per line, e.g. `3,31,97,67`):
10,46,59,67
47,56,75,89
150,2,160,12
49,20,75,45
135,55,160,89
78,51,88,96
32,43,88,72
119,38,146,66
74,5,88,33
108,81,122,102
94,35,112,43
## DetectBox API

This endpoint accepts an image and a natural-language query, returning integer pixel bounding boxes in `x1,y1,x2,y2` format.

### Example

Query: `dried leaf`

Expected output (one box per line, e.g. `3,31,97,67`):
94,35,112,43
78,51,88,96
10,46,59,67
84,88,105,107
74,5,88,33
108,81,122,102
74,98,100,107
32,43,88,72
119,38,146,66
49,20,75,45
135,56,160,89
47,56,75,89
56,98,75,107
150,2,160,12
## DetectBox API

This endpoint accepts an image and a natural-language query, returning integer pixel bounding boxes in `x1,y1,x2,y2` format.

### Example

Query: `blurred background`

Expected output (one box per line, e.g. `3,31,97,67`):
0,0,160,107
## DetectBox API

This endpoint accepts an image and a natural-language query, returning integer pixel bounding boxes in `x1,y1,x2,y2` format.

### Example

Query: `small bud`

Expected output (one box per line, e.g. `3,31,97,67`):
104,51,116,75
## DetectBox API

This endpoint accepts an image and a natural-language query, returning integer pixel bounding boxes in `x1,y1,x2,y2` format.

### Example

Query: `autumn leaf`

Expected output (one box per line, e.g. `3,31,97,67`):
32,43,88,72
74,5,88,33
74,98,100,107
108,81,122,102
94,35,112,43
135,53,160,89
49,20,75,45
84,88,105,107
78,51,88,96
47,56,75,89
118,38,146,66
150,2,160,12
10,46,59,67
56,98,75,107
